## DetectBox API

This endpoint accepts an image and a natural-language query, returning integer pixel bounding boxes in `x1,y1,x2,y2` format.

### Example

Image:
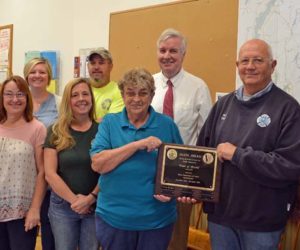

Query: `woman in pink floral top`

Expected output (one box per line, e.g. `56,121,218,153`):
0,75,47,250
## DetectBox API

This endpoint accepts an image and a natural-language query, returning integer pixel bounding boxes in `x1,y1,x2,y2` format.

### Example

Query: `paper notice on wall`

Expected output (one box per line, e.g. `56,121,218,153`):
25,51,41,63
0,69,8,83
0,28,10,67
47,79,56,94
79,48,94,78
41,51,58,79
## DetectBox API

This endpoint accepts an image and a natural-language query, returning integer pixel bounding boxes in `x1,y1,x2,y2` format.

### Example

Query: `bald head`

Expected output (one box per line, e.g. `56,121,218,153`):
238,39,273,60
236,39,277,95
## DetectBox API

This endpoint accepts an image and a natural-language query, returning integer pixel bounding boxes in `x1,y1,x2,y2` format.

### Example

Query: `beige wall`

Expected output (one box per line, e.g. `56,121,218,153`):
0,0,175,93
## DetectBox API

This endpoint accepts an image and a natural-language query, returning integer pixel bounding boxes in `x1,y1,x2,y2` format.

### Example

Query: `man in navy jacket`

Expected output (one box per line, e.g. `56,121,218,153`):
197,39,300,250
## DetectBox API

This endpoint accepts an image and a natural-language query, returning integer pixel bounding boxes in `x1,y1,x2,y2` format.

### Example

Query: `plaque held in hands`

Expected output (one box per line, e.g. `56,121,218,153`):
155,143,221,202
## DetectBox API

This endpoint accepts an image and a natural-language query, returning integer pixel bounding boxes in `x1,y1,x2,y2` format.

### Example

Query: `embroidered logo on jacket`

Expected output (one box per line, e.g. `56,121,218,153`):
257,114,271,127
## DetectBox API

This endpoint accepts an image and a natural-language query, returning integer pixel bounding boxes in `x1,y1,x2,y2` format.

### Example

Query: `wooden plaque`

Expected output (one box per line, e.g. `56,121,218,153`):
155,143,221,202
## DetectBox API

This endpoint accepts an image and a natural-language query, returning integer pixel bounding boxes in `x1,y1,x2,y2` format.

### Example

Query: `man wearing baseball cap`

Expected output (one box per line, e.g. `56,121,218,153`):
87,47,124,120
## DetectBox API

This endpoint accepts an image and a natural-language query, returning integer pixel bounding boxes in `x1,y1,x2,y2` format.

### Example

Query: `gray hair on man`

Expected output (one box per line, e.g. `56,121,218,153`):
156,28,187,54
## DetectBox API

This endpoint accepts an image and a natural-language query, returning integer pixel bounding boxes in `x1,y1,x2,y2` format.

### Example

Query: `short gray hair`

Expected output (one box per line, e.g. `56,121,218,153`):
156,28,187,54
118,68,155,95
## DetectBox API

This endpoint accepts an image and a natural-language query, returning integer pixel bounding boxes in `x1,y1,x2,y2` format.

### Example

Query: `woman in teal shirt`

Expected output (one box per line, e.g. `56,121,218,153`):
90,68,183,250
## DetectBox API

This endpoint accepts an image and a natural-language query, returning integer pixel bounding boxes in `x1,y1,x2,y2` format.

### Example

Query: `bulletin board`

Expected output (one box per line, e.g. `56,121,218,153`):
109,0,238,101
0,24,13,82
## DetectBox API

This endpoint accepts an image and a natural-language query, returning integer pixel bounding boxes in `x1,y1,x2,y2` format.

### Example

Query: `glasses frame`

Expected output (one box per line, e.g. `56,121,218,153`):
3,91,27,99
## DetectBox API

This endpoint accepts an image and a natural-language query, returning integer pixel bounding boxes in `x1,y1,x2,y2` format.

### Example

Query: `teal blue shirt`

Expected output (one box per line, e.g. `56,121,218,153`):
90,106,183,230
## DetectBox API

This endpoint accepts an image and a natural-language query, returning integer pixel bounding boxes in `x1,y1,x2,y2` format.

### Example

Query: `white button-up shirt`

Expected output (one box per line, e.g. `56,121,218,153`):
152,69,212,145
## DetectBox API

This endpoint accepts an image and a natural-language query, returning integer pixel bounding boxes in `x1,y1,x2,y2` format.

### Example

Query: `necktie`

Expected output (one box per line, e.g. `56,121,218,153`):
163,80,174,119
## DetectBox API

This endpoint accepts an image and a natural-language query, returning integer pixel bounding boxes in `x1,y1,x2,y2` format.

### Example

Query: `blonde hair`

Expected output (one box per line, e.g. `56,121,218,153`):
50,78,96,151
23,58,52,85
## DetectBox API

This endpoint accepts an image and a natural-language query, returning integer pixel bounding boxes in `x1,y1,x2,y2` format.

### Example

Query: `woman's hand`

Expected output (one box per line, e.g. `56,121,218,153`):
70,194,95,214
153,194,172,202
138,136,162,152
24,207,40,232
91,135,163,174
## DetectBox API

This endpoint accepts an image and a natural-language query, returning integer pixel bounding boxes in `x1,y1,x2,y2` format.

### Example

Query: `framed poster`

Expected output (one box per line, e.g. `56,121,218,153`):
0,24,13,82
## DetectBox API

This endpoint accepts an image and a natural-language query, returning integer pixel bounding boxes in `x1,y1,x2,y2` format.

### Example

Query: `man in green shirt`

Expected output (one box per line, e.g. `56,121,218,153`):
87,48,124,120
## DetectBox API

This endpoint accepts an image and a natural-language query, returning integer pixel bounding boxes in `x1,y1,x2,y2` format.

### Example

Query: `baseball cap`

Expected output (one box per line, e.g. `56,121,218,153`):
87,47,113,62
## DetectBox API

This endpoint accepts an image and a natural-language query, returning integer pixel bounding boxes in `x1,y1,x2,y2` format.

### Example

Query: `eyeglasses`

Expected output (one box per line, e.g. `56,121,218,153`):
3,92,26,99
238,57,272,66
124,90,151,98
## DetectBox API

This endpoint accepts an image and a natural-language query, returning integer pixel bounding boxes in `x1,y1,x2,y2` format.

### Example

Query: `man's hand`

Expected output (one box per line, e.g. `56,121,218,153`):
177,196,198,204
216,142,237,162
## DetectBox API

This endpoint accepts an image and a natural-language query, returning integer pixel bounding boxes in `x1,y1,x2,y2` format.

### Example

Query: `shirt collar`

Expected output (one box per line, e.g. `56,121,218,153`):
120,106,158,129
235,81,274,101
161,68,184,88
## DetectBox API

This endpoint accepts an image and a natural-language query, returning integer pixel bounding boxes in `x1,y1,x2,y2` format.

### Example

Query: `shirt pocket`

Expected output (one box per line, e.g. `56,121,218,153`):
175,104,194,127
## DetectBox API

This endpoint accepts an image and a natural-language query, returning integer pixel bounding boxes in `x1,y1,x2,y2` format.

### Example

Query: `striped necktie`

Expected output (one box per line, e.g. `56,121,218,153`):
163,80,174,119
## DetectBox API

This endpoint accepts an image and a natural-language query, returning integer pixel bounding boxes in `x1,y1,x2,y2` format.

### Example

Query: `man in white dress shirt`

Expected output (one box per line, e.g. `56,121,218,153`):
152,28,212,250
